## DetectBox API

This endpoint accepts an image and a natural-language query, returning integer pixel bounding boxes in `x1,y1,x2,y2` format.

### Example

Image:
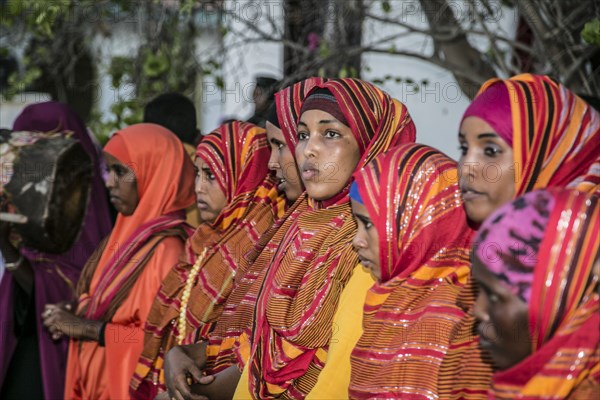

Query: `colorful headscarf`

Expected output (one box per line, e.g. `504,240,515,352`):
439,74,600,399
248,78,416,399
131,121,285,397
474,190,555,303
478,189,599,399
349,143,475,399
76,123,195,319
469,74,600,195
204,78,327,375
462,82,512,145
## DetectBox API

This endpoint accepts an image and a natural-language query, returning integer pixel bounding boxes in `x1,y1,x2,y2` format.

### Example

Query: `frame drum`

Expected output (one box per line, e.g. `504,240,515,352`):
1,130,92,253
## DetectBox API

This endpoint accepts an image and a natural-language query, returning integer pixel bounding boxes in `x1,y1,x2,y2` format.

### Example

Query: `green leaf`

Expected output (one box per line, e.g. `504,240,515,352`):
381,1,391,13
582,19,600,47
339,66,348,78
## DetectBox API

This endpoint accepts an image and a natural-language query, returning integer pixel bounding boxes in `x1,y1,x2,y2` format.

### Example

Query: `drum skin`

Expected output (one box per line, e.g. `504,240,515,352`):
1,130,92,253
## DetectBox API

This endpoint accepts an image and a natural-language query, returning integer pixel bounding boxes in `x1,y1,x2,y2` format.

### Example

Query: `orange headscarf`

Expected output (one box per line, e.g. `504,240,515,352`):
77,123,195,320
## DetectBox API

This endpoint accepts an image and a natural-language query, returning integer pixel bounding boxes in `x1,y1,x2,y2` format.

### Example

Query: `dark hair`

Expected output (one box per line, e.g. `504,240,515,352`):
143,93,197,144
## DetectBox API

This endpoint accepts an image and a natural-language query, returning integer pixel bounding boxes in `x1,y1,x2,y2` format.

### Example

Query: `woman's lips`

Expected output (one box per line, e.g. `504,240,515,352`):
301,168,318,181
196,200,208,210
277,177,287,190
461,187,485,202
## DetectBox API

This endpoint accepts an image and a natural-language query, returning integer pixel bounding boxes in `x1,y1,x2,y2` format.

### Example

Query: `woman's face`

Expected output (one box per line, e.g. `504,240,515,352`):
104,152,139,216
458,116,516,224
194,157,228,223
472,254,532,371
351,199,381,281
266,121,303,203
296,109,361,201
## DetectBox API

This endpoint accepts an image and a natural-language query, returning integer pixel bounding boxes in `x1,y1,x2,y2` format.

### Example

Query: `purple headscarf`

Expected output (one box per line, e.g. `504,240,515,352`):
462,81,513,146
0,102,113,399
473,190,555,302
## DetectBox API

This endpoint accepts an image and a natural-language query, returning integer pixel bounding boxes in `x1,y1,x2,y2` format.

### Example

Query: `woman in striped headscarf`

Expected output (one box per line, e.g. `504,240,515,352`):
170,79,416,400
470,188,599,399
348,143,475,398
439,74,600,398
236,78,417,399
157,78,326,400
130,121,285,399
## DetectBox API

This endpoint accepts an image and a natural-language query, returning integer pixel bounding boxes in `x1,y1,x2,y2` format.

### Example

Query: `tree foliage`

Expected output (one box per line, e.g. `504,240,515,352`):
1,0,598,138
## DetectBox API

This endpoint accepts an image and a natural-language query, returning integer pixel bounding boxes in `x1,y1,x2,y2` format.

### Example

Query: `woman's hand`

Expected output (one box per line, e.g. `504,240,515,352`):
42,303,102,341
164,343,214,400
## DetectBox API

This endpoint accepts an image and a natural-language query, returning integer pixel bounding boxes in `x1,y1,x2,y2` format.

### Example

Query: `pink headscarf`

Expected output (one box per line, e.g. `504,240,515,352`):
462,81,512,145
474,190,555,302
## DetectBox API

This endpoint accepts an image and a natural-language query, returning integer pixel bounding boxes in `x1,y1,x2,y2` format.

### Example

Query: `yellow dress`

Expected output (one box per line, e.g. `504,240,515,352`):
233,264,375,399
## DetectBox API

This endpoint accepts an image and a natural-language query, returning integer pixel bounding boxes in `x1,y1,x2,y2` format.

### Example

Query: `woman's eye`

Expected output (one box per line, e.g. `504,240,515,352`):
324,130,340,138
484,145,501,157
458,144,468,156
114,167,126,177
297,131,308,141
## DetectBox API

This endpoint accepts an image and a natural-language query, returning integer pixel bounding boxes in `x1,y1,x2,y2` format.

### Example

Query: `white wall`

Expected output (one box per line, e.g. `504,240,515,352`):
196,0,284,133
86,0,517,156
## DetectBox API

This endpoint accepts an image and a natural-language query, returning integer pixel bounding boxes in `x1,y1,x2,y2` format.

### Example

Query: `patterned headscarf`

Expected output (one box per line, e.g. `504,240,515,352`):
349,144,475,398
248,78,416,399
203,78,327,375
438,75,600,399
474,190,555,302
470,74,600,196
478,189,599,399
131,121,285,397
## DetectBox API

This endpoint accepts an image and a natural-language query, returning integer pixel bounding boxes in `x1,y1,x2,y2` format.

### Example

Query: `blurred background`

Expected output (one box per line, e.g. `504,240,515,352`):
1,0,599,159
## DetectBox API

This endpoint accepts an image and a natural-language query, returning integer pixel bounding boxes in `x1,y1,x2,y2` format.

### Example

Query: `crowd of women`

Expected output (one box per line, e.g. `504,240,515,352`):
0,73,598,399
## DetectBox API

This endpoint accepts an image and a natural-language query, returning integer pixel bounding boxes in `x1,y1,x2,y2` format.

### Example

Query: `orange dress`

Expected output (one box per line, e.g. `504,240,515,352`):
64,237,184,400
63,123,196,399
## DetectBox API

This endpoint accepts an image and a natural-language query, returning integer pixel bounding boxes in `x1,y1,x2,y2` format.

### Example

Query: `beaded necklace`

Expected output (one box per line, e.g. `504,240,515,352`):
177,247,209,345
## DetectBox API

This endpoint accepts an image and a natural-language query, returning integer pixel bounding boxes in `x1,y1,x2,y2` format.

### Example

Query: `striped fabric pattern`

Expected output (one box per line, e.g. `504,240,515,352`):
204,78,326,374
349,144,475,399
439,74,600,399
248,78,417,399
478,74,600,196
490,189,599,399
130,121,285,396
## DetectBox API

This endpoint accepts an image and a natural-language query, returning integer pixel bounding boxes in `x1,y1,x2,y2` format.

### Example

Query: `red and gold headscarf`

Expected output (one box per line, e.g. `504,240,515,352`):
131,121,285,397
204,78,327,375
468,74,600,196
248,78,416,399
349,143,475,398
478,189,599,399
439,74,600,399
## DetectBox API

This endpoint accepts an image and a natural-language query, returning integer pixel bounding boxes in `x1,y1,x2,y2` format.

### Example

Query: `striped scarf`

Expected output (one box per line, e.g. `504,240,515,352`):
439,74,600,399
131,121,285,396
204,78,327,374
349,144,475,399
249,78,417,399
488,189,599,399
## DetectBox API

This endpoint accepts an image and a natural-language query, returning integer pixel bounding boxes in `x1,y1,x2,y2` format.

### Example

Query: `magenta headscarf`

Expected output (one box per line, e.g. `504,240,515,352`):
473,190,555,302
0,102,113,400
461,81,512,146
